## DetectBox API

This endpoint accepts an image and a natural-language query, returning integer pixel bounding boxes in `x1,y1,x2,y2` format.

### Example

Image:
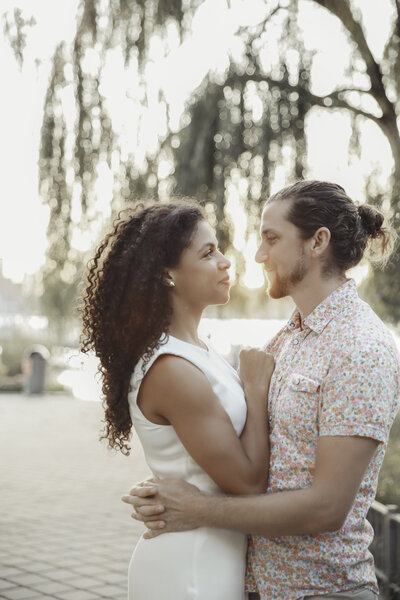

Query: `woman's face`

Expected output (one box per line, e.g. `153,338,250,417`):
168,220,231,309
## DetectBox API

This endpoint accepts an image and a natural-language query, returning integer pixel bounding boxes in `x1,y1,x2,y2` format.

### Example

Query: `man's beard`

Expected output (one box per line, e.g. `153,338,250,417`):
267,252,308,299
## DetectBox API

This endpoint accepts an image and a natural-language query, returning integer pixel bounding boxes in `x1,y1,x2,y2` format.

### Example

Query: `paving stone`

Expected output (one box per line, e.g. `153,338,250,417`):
55,559,84,569
1,587,42,600
66,576,101,589
89,583,126,597
1,558,31,568
0,580,17,592
21,596,53,600
29,581,72,594
69,566,105,577
54,591,103,600
38,569,76,582
4,575,49,587
15,563,54,574
95,572,126,585
0,396,149,600
0,569,23,579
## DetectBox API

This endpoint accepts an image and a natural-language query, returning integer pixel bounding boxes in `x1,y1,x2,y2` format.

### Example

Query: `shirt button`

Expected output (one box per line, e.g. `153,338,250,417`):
277,374,282,381
293,339,300,346
289,321,296,328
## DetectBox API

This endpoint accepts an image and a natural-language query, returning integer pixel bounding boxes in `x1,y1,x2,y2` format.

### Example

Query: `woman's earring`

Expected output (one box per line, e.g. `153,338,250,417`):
169,280,175,287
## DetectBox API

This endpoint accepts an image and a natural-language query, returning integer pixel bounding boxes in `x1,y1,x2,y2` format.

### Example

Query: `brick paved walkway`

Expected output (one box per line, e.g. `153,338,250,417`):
0,394,151,600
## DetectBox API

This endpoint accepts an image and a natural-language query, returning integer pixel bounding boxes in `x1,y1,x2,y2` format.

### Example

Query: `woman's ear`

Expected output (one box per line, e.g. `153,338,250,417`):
163,273,175,287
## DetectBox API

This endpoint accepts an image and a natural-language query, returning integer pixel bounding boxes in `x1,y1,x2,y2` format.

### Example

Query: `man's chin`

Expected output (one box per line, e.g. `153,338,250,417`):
267,283,288,300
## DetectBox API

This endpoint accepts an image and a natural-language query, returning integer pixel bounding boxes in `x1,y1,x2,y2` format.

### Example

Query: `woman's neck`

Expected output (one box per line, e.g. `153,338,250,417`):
168,306,204,348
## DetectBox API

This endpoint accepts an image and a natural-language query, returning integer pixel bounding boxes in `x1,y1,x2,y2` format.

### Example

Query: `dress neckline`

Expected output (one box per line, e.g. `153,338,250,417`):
168,334,210,353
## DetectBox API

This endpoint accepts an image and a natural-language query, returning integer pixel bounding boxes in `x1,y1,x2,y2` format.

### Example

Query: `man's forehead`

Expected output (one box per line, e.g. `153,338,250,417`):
260,200,290,231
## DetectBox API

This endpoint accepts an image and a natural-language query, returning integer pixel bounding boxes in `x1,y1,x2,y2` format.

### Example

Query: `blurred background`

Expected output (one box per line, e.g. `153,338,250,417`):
0,0,399,502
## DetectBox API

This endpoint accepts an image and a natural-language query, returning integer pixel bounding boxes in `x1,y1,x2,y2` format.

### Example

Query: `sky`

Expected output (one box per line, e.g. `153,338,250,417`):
0,0,396,286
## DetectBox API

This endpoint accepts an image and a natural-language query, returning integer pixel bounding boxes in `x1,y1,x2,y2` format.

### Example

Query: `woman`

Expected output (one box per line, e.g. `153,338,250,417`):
81,202,274,600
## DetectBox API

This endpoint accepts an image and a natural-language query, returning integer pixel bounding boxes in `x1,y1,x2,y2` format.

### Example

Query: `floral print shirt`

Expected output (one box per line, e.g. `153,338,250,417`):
246,279,400,600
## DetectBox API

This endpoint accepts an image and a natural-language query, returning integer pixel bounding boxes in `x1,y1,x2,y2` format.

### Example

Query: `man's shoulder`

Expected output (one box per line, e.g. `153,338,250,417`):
329,298,398,363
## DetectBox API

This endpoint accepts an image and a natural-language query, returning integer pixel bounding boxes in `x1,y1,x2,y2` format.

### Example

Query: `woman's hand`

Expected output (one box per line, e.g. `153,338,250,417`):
122,478,204,538
239,348,275,400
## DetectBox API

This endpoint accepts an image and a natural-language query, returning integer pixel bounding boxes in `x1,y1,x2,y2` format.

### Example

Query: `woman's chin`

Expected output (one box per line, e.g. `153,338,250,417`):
210,290,230,306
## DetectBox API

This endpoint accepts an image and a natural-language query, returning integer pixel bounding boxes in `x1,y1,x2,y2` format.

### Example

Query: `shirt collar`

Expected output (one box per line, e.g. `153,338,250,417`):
286,279,359,335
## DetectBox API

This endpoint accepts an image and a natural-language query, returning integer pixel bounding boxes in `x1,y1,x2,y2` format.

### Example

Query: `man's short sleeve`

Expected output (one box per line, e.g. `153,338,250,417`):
319,340,399,443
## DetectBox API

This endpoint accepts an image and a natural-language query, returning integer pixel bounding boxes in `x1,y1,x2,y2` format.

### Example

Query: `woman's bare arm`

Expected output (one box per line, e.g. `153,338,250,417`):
137,350,273,495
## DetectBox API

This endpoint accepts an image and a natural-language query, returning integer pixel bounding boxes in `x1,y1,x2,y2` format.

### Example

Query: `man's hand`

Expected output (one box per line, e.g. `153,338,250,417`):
122,478,204,539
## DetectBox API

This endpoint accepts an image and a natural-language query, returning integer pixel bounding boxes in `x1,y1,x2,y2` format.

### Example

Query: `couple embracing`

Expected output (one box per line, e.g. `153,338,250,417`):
81,180,400,600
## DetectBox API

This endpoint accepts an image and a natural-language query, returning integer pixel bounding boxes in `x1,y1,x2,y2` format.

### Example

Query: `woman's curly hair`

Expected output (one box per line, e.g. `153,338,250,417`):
80,201,205,455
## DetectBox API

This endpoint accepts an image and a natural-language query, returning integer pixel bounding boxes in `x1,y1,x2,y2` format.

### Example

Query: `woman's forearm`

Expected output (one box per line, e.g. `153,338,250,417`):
238,382,269,493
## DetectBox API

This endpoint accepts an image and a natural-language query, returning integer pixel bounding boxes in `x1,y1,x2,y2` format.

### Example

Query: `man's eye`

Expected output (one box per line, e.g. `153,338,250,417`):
266,236,277,243
204,249,213,257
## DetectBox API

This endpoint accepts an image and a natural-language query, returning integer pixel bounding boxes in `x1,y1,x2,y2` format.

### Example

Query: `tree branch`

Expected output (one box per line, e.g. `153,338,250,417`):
306,89,381,125
395,0,400,41
311,0,396,122
224,72,383,126
332,86,371,95
237,4,284,38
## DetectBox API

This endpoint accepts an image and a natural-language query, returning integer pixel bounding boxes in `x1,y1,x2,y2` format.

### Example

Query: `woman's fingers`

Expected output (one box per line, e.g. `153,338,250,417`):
128,502,165,517
128,484,158,497
239,347,275,390
143,526,165,539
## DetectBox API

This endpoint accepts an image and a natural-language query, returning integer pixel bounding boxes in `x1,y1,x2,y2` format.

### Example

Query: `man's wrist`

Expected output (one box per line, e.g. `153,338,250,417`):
191,491,218,528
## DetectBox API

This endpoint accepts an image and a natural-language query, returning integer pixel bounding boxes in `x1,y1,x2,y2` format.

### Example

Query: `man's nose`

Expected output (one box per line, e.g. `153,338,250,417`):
255,244,268,264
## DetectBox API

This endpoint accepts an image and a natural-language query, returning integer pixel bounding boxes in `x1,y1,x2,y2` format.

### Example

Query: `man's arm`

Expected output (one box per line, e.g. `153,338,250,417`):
123,435,378,537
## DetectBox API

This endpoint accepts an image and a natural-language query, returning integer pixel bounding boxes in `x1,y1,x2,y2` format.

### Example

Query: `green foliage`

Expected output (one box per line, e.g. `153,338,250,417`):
166,2,312,255
37,0,200,330
361,253,400,325
2,8,36,68
0,331,68,393
1,333,32,377
0,330,44,390
7,0,400,326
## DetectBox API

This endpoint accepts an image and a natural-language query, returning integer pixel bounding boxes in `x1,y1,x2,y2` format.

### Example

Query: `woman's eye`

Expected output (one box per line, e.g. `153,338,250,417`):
266,237,277,244
204,249,213,257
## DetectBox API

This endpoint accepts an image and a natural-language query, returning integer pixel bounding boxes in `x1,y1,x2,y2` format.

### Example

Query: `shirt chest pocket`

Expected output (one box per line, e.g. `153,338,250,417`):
278,373,321,437
288,373,321,394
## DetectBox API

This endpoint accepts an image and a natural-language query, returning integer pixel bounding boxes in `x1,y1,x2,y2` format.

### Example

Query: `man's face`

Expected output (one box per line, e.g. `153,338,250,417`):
255,200,309,299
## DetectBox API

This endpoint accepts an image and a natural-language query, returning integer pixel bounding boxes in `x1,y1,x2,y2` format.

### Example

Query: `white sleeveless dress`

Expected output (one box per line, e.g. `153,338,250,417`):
128,334,248,600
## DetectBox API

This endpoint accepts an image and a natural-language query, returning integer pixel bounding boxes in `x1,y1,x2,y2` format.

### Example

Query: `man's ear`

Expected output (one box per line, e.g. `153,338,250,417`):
310,227,331,257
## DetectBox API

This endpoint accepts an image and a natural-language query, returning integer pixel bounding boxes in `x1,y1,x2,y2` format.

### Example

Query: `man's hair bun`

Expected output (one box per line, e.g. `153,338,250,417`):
357,204,384,238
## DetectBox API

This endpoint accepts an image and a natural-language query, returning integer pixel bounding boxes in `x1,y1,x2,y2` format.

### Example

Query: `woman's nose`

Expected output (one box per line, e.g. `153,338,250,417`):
218,251,231,269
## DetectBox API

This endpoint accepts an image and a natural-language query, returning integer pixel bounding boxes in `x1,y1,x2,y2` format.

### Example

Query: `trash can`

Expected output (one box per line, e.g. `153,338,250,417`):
22,345,50,394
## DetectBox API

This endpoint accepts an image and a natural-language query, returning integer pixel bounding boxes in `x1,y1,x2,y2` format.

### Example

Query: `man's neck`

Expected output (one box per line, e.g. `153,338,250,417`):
291,273,347,319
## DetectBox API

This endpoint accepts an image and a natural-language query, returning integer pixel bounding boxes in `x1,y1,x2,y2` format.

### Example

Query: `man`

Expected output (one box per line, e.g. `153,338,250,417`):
123,181,400,600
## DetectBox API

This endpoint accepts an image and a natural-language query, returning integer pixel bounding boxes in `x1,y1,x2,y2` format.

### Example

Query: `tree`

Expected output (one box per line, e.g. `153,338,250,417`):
309,0,400,324
168,0,400,320
4,0,400,327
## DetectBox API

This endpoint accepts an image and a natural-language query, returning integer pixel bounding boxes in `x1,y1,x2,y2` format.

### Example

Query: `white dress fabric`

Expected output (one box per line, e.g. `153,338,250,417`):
128,334,248,600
